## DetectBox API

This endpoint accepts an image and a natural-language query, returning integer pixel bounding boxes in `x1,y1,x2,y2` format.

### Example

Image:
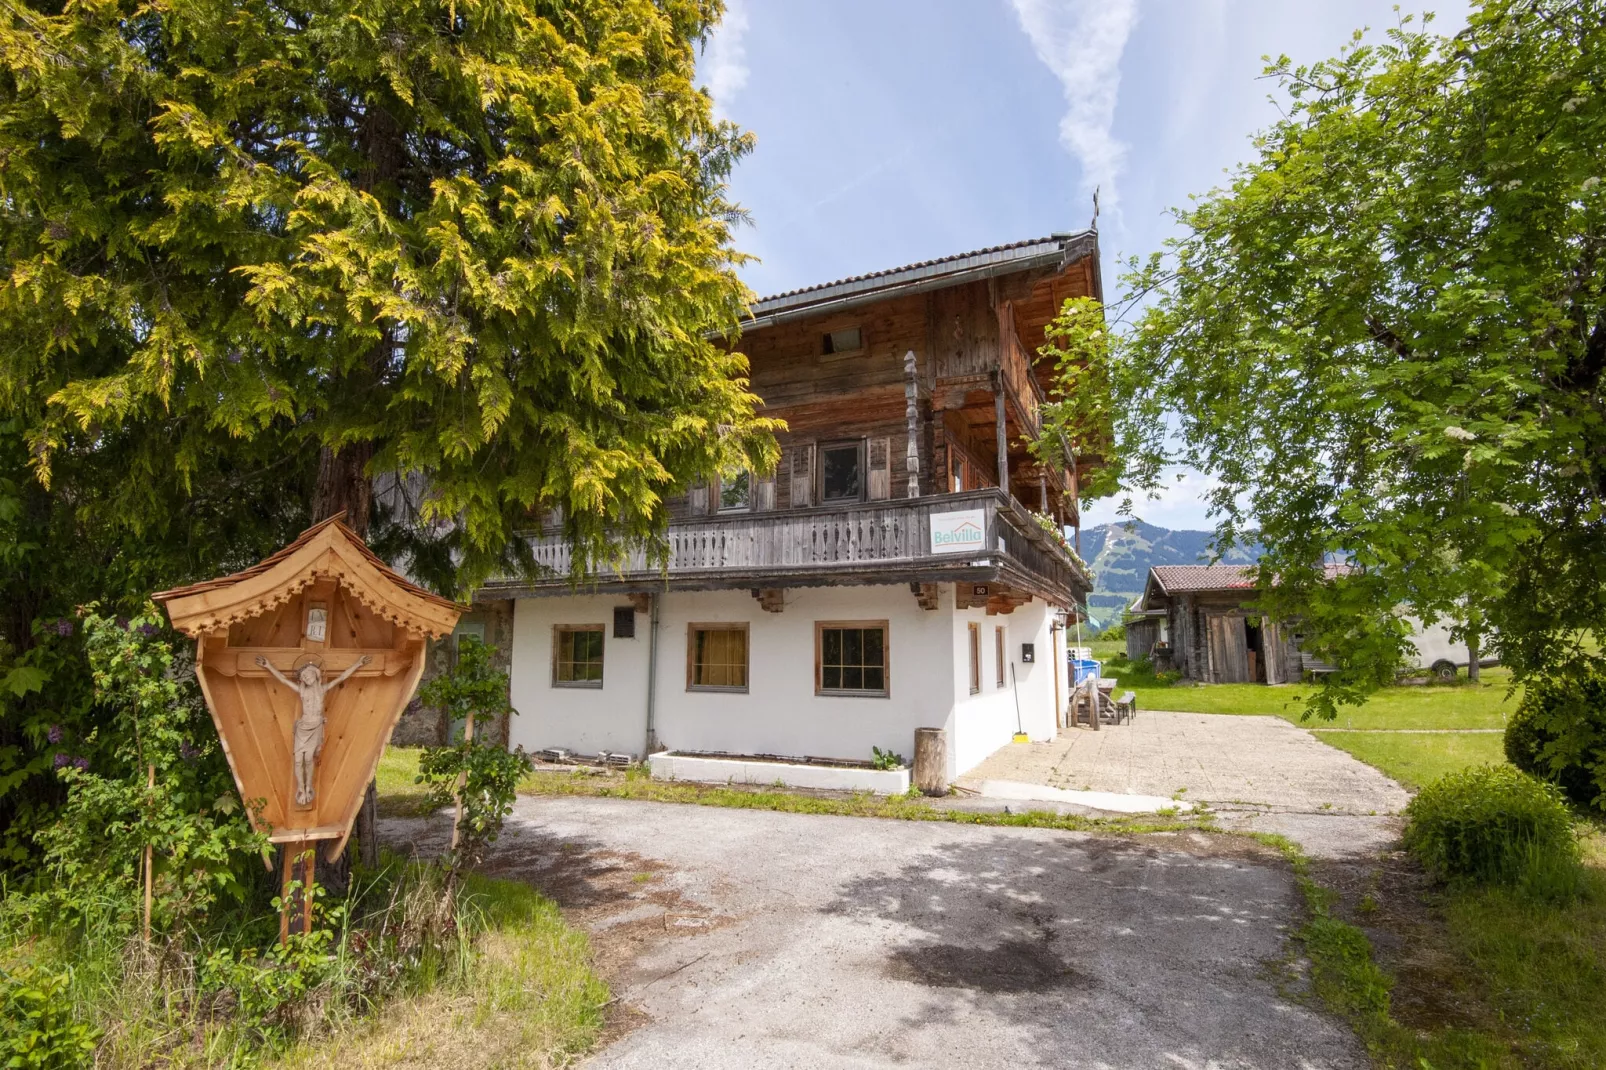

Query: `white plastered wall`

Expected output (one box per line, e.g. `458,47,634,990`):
946,597,1058,777
506,583,1066,781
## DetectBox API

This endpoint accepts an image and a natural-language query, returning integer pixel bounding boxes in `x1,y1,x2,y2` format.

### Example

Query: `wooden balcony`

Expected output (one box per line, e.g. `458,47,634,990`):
488,489,1091,609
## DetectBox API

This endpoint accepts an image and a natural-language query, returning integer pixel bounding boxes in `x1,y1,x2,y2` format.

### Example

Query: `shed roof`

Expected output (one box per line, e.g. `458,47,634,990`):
746,232,1096,328
1148,565,1257,595
154,514,463,639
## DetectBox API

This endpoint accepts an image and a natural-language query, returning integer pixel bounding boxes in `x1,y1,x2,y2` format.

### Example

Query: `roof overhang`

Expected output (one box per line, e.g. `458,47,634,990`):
743,232,1097,331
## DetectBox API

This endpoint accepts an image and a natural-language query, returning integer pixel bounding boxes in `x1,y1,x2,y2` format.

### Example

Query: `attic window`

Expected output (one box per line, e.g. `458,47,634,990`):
822,326,863,355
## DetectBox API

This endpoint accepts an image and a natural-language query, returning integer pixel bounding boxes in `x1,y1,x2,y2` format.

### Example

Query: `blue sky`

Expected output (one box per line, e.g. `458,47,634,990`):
700,0,1468,532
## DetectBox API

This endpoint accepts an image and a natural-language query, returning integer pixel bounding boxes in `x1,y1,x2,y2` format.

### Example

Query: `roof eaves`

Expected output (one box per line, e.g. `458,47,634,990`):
745,231,1096,330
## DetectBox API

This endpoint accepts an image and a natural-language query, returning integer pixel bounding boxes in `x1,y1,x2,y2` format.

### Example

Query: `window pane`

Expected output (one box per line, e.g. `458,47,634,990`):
820,625,886,694
719,471,751,511
692,627,748,689
822,446,861,501
864,628,883,667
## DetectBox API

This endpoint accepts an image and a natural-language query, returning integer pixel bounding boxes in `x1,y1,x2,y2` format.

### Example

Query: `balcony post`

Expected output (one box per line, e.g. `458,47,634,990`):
992,371,1009,497
903,349,920,498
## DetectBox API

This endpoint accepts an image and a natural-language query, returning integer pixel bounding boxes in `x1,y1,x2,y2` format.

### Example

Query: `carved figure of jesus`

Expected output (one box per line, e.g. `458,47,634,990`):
257,655,371,806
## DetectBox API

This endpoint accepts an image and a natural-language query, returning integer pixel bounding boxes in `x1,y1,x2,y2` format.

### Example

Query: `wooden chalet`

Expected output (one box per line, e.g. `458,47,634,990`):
482,234,1102,786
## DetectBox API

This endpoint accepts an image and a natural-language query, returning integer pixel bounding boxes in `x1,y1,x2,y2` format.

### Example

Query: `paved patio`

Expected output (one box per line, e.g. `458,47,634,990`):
959,711,1412,816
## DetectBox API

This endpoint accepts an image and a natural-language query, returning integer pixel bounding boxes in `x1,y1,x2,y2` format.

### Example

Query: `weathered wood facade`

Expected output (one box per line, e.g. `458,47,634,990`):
1131,566,1306,685
491,234,1100,613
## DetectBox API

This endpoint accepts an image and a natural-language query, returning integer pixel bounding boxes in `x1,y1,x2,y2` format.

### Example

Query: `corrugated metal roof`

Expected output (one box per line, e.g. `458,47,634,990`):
746,231,1096,327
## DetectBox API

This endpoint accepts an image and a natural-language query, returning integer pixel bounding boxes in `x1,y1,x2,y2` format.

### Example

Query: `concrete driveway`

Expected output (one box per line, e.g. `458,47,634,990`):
387,796,1365,1069
963,712,1412,816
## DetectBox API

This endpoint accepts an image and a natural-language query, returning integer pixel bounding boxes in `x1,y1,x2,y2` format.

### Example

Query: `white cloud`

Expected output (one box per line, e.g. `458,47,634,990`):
1080,467,1224,533
1009,0,1139,219
703,0,750,119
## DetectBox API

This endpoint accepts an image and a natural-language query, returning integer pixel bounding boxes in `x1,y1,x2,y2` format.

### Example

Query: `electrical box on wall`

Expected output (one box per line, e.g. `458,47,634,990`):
1020,643,1035,663
613,605,636,639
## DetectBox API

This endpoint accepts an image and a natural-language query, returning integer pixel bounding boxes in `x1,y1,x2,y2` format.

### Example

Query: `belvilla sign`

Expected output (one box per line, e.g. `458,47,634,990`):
929,508,987,554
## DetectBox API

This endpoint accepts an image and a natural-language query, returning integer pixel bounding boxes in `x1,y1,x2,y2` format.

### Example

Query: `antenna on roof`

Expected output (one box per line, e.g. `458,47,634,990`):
1090,186,1101,232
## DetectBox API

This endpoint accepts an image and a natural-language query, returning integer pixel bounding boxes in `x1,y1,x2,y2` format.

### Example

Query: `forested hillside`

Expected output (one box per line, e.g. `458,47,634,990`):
1079,521,1259,625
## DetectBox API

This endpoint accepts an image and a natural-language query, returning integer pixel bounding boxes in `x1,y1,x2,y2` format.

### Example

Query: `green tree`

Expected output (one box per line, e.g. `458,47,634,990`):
1105,0,1605,719
2,0,775,583
0,0,775,865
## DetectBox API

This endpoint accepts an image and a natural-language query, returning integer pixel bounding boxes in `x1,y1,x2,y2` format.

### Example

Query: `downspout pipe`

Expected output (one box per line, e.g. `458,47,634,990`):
644,592,660,757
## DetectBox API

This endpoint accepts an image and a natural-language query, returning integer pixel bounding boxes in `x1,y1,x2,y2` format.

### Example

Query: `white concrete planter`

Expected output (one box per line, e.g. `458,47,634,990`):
649,752,910,795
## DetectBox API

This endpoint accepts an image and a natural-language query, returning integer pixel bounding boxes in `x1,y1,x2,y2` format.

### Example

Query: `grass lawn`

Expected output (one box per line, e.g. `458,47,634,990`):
1103,663,1518,730
269,874,606,1070
1314,731,1509,791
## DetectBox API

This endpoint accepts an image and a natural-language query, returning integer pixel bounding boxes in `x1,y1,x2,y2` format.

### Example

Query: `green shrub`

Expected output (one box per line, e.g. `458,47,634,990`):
1403,765,1577,885
0,964,99,1069
870,747,905,771
1504,665,1606,809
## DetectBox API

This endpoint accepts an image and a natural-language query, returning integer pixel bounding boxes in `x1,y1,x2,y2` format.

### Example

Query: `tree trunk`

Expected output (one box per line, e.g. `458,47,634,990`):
1468,635,1481,684
312,442,375,535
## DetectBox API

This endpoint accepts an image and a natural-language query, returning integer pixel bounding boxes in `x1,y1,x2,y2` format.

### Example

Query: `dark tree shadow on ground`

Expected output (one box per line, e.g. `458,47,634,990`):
824,831,1367,1070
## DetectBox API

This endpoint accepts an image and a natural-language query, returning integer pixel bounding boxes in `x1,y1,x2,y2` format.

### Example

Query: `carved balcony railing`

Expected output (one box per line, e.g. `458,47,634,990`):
494,489,1091,608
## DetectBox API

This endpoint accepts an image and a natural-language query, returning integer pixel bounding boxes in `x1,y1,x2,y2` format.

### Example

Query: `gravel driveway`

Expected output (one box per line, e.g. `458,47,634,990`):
386,796,1365,1069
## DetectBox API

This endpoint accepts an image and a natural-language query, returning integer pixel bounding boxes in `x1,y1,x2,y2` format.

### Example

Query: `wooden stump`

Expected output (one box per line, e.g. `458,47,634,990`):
914,727,948,796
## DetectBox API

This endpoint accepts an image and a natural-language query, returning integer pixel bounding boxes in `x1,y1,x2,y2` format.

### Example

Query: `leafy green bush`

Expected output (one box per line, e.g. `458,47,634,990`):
1403,765,1577,885
0,964,99,1069
869,747,905,771
1503,665,1606,809
417,637,531,871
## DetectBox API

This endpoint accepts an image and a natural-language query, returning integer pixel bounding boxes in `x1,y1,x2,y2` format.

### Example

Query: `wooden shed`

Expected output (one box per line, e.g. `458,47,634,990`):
1133,565,1306,685
155,516,461,859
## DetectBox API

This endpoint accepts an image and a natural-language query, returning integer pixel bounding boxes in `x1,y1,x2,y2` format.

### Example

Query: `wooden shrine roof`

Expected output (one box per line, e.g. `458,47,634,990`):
154,514,463,639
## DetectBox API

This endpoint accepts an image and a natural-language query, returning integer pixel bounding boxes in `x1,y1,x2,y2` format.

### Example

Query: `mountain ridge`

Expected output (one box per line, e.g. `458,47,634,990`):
1077,520,1260,625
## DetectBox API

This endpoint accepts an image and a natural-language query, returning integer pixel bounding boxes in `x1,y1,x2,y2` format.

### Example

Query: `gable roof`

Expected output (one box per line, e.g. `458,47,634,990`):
746,232,1097,328
1149,565,1257,595
154,514,463,639
1143,562,1358,605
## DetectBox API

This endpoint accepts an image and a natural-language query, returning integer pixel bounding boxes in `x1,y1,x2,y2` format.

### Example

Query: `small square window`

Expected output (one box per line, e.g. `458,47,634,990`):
613,606,636,639
822,326,863,354
688,624,749,691
719,470,751,512
553,625,604,687
820,442,863,503
817,621,889,697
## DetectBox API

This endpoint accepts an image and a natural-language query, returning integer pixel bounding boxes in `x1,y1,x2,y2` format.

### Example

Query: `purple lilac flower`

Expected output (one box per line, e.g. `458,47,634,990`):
179,740,199,762
137,622,160,638
53,753,68,768
47,724,63,744
54,619,73,637
73,757,88,771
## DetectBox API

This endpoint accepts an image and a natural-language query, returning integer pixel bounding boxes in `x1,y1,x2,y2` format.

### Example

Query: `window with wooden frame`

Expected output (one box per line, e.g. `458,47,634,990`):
717,469,752,512
820,325,864,357
552,625,605,687
687,623,750,691
968,623,981,695
816,621,889,697
819,440,864,503
995,626,1007,688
